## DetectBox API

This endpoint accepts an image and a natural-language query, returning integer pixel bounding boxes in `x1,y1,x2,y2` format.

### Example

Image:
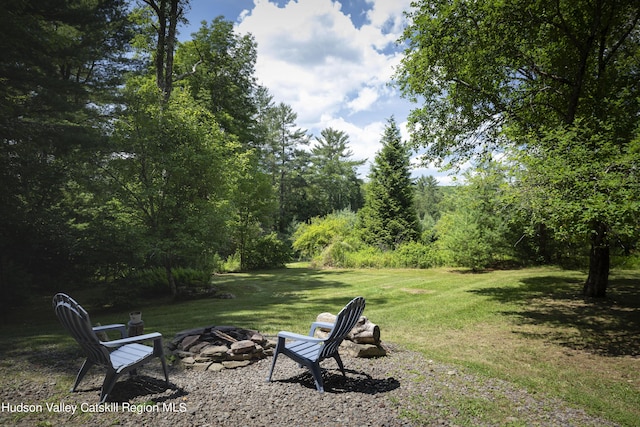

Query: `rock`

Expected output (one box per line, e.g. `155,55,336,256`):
200,345,229,357
195,355,213,363
181,356,196,365
225,352,254,361
230,340,256,354
250,333,265,344
189,342,210,354
207,363,224,372
179,335,202,351
222,360,251,369
172,327,207,345
192,362,213,371
340,341,386,358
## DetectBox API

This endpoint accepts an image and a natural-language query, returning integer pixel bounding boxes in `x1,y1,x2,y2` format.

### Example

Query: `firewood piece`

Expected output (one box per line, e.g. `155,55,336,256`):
349,322,381,344
212,329,238,343
315,313,381,344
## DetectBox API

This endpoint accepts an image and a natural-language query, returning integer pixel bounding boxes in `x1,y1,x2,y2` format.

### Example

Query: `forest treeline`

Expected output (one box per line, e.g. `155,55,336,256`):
1,0,638,308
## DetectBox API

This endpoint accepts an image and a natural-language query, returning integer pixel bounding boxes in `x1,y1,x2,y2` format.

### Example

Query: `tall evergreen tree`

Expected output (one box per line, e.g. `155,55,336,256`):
0,0,132,300
263,102,309,233
309,128,364,216
414,175,443,221
358,117,420,249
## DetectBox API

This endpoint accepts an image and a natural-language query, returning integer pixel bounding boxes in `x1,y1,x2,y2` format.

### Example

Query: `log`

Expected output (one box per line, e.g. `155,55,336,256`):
315,313,381,344
349,321,380,344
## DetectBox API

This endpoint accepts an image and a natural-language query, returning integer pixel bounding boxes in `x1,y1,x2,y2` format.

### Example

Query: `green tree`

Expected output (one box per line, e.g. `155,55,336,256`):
308,128,365,216
358,117,420,249
0,0,132,301
292,210,358,261
397,0,640,296
263,102,310,233
227,151,276,270
414,175,443,241
103,76,237,297
175,17,258,146
436,163,516,270
133,0,189,102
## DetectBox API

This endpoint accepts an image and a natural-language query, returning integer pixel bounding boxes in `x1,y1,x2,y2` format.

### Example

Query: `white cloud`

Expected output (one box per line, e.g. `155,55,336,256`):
236,0,409,121
234,0,453,184
347,86,379,113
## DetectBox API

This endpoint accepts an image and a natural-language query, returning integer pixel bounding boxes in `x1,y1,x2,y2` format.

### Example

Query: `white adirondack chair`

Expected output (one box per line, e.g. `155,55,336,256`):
52,293,169,403
267,296,366,392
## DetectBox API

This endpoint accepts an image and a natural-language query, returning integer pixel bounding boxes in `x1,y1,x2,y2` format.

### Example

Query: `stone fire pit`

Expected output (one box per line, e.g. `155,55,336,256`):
168,315,387,371
168,325,276,371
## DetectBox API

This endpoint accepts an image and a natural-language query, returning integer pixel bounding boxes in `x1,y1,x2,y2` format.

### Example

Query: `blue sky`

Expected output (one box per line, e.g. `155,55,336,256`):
180,0,455,184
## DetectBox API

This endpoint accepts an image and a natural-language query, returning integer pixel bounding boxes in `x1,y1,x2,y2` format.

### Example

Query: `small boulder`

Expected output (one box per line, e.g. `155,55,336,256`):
230,340,256,354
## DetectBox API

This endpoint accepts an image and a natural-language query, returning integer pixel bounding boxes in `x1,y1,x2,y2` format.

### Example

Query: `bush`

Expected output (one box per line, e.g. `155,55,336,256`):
107,266,213,307
220,252,241,273
332,246,397,269
292,210,357,259
244,233,291,270
395,241,437,268
435,211,495,270
310,240,440,269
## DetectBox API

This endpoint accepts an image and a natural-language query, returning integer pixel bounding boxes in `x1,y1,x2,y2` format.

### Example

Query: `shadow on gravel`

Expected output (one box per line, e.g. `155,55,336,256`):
108,376,187,403
469,275,640,357
72,375,187,403
276,368,400,394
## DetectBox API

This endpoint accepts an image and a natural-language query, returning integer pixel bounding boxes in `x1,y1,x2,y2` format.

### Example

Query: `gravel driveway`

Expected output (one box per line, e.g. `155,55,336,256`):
0,343,618,426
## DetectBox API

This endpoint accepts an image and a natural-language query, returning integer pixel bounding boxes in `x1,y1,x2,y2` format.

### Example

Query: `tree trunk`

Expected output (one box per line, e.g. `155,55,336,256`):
583,221,609,298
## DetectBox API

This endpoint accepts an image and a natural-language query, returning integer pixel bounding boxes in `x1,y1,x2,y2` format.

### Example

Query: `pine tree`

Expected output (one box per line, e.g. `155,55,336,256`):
358,117,419,249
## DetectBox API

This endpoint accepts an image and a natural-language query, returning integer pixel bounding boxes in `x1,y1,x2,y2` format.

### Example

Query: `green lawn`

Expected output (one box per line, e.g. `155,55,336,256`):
2,264,639,425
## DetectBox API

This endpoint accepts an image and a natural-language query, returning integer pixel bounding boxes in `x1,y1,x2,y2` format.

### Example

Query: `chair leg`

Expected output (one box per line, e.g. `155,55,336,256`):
160,356,170,386
266,346,280,382
99,369,119,404
71,359,93,392
333,353,346,377
309,362,325,393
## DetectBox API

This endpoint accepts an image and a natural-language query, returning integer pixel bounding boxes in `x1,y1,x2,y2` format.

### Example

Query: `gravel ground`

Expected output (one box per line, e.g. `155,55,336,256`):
0,343,618,427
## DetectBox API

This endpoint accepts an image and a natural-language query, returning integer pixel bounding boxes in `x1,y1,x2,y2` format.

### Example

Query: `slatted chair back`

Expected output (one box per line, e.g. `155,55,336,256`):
53,293,111,366
319,296,365,359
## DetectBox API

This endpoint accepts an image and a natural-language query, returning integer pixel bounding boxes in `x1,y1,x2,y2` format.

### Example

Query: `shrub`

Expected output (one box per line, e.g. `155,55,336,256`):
395,241,437,269
244,232,291,270
292,210,357,259
107,266,213,307
435,211,494,270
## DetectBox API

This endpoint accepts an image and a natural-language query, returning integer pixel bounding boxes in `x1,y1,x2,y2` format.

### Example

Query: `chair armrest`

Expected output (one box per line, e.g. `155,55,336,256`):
277,330,325,343
101,332,163,348
93,324,127,339
308,321,335,337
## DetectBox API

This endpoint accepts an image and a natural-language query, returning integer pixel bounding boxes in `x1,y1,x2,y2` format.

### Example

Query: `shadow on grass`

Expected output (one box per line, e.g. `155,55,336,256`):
469,275,640,357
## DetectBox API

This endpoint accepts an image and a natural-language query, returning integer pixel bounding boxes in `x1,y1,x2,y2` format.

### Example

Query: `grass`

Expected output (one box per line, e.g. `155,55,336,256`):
1,264,639,425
